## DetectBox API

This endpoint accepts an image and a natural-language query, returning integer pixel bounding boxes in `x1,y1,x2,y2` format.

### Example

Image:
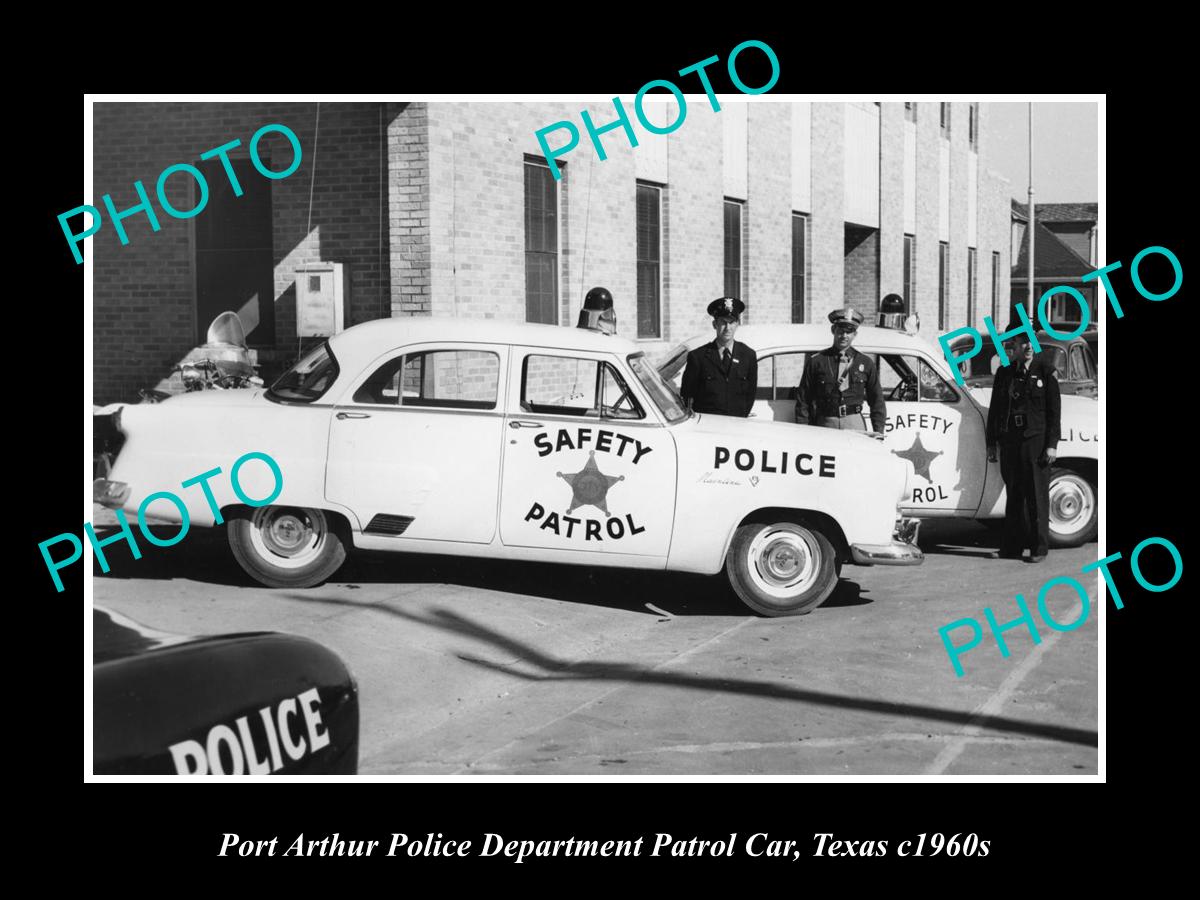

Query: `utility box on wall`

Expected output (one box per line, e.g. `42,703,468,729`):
295,263,348,337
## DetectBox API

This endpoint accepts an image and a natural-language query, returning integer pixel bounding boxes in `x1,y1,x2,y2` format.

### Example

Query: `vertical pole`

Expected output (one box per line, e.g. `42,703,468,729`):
1027,102,1036,320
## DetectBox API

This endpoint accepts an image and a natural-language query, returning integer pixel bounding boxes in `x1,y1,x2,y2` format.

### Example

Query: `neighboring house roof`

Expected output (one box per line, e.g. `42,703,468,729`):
1012,221,1094,278
1012,201,1097,225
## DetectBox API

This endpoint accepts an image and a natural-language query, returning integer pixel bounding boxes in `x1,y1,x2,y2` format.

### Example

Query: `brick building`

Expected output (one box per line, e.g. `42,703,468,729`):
90,100,1011,403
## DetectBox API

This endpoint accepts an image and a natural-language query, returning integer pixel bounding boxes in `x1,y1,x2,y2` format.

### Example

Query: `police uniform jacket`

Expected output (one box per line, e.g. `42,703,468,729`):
986,357,1061,450
680,340,758,417
795,347,887,432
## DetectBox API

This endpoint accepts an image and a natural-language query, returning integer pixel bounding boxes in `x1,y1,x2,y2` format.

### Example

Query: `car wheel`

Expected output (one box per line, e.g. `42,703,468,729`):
227,506,347,588
726,521,839,617
1047,468,1098,548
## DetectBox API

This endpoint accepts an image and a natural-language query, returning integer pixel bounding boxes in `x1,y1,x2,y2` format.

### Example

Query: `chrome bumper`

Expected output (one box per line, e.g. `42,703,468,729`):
850,517,924,566
851,541,925,566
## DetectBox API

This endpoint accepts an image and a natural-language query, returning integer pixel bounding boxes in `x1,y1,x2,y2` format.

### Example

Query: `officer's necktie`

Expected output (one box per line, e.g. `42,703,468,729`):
721,348,732,375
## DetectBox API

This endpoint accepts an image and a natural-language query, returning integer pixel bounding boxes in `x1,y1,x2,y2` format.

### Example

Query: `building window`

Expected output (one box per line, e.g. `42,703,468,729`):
791,213,808,322
938,241,949,329
636,182,662,339
967,247,978,326
969,102,979,151
724,199,743,300
940,102,950,139
904,102,916,123
991,250,1002,322
903,234,915,312
524,159,558,324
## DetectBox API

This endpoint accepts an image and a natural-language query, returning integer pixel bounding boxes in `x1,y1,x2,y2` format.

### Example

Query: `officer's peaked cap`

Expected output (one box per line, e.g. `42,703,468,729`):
708,296,745,318
828,306,864,328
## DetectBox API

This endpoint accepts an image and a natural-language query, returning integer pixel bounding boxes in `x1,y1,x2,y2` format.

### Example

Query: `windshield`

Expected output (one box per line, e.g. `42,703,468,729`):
629,353,688,424
955,341,1070,386
658,343,692,385
267,342,340,403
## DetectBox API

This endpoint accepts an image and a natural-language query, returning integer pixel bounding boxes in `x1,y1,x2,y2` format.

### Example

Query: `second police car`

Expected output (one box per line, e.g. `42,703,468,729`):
94,316,923,617
660,319,1099,548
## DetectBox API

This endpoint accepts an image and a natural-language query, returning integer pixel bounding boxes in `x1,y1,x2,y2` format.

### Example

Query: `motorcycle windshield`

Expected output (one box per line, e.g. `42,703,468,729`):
205,311,248,348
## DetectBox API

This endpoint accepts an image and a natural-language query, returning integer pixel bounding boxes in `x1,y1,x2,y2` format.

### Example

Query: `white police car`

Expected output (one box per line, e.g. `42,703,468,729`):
660,323,1099,548
95,317,922,617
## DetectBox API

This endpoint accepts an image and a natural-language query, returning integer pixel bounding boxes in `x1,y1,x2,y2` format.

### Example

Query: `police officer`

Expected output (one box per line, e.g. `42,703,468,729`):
679,297,757,417
986,329,1061,563
795,307,886,435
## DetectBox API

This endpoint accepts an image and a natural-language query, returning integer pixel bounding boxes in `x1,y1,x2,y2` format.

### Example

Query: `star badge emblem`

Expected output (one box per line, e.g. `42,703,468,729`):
558,451,625,517
892,433,944,483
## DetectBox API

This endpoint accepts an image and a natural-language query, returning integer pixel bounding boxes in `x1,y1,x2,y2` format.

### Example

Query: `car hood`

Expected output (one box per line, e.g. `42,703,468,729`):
147,388,269,409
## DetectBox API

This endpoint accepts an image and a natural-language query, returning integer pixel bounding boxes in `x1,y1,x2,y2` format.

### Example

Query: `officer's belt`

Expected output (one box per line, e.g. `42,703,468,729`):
1007,413,1027,429
819,403,862,417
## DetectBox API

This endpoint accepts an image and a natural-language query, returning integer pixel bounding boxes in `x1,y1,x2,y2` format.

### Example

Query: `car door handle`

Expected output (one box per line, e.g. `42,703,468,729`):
508,420,543,429
336,412,372,420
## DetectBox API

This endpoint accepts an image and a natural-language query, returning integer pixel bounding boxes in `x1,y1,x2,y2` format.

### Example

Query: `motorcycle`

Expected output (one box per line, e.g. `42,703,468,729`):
94,312,264,477
138,311,264,402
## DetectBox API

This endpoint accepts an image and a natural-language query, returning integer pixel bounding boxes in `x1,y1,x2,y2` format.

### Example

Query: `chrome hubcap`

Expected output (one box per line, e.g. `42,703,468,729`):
265,512,311,556
1049,475,1094,535
249,507,328,568
747,526,821,599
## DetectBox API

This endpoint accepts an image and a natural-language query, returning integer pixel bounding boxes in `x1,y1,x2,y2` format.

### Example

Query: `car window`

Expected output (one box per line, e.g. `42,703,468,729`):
918,358,959,401
268,342,339,403
755,352,807,401
1068,346,1089,382
659,344,691,385
951,339,999,386
1040,345,1067,375
354,349,499,409
773,353,806,401
880,355,958,403
522,354,644,419
755,356,773,400
628,354,686,423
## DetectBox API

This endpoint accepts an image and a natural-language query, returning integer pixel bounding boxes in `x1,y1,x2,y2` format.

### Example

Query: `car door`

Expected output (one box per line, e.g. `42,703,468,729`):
325,343,506,543
874,352,989,514
498,348,676,559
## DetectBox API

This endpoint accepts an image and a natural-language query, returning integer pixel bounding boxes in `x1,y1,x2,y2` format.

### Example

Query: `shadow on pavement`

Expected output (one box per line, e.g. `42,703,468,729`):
282,593,1097,749
91,524,870,618
917,518,1097,560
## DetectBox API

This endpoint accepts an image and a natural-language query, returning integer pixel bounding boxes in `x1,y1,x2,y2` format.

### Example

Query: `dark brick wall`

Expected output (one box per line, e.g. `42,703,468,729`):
843,224,879,309
91,102,390,403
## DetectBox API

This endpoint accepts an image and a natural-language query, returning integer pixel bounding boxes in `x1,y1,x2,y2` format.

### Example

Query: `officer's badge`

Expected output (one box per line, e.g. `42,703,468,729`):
858,363,864,371
1036,378,1043,387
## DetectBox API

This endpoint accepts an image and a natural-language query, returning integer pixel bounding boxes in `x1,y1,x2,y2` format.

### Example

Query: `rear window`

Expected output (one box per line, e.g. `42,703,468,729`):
354,349,500,409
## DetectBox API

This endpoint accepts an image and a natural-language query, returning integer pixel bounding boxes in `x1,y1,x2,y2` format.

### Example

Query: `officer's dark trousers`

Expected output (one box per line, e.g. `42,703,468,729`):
999,434,1050,556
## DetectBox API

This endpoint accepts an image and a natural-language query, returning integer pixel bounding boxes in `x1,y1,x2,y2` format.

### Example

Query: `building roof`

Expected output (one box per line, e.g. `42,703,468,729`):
326,315,643,363
1012,221,1093,278
1011,201,1097,225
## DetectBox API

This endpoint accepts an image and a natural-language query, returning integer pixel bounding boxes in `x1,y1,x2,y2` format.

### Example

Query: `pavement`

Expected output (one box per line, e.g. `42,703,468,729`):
90,509,1098,776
